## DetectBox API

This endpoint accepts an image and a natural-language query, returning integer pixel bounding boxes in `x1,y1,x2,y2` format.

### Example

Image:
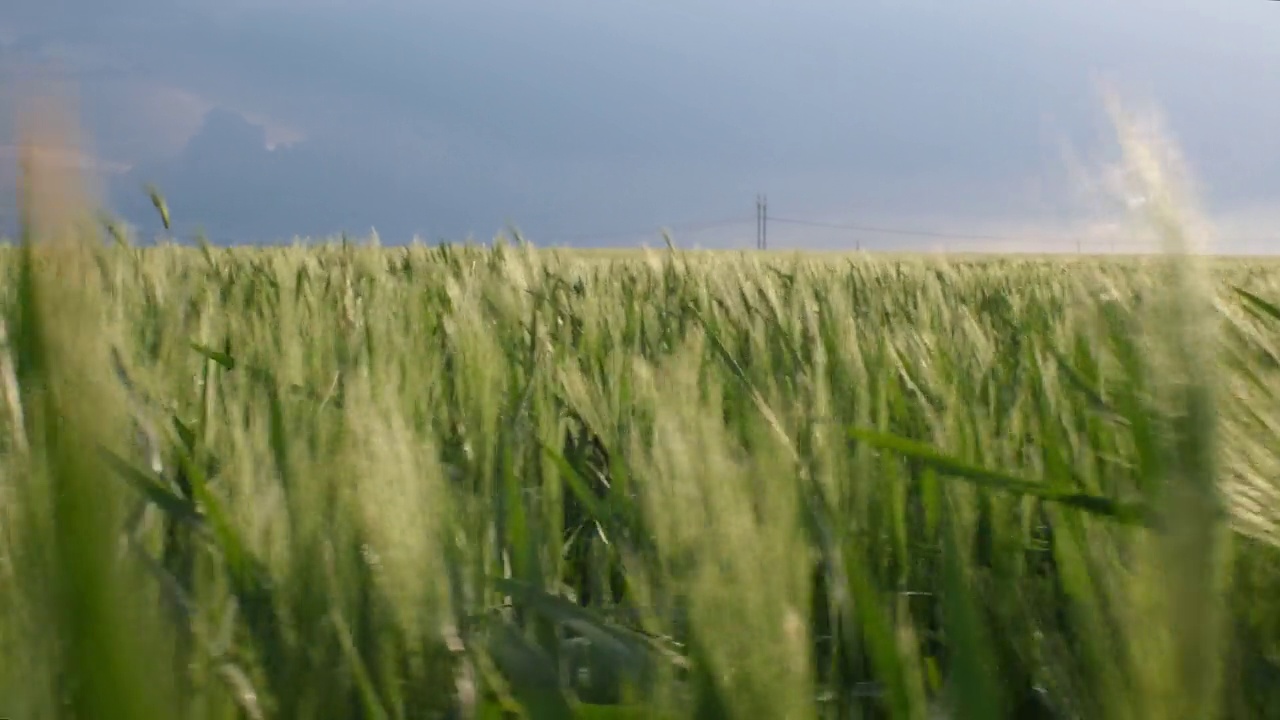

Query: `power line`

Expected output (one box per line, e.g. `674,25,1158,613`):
540,216,752,245
769,216,1056,243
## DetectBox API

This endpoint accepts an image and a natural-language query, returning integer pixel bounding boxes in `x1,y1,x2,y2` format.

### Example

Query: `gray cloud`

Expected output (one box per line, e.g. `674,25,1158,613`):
3,0,1279,248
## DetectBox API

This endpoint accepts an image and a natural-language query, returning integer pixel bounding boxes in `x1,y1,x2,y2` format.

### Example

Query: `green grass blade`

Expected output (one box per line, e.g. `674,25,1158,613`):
848,427,1148,524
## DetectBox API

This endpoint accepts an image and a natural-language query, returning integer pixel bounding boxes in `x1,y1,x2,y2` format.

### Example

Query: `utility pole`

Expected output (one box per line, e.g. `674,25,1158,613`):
756,194,768,250
755,195,761,249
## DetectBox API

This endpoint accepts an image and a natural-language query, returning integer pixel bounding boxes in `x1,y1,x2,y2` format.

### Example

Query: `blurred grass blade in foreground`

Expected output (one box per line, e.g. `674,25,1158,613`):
6,89,178,718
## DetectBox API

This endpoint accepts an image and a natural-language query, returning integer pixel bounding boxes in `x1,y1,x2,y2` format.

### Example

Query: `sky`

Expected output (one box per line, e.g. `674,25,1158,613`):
1,1,1278,251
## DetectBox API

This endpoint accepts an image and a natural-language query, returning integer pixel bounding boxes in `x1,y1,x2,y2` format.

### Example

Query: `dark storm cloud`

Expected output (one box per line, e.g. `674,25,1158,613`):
3,0,1279,248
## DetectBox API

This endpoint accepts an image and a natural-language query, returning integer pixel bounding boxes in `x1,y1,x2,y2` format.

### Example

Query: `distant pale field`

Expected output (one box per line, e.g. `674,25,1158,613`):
486,243,1280,265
